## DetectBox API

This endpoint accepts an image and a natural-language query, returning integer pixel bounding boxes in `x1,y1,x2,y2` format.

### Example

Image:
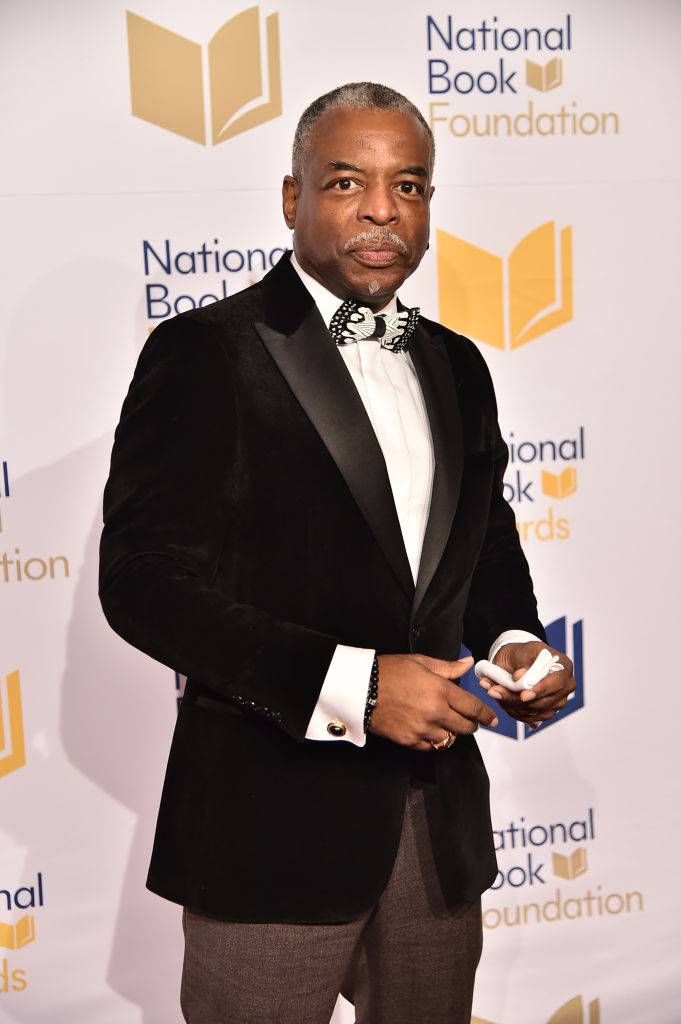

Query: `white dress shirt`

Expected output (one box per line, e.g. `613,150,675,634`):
289,255,539,746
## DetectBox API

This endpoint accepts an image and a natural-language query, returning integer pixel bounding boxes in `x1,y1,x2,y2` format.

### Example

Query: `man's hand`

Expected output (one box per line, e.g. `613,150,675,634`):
369,654,499,751
478,641,575,728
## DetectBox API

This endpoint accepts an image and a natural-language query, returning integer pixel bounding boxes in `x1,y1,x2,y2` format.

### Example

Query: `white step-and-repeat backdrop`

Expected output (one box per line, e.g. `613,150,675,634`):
1,2,680,1021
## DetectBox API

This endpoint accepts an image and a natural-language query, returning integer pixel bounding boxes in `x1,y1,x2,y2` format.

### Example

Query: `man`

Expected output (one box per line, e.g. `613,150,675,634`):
100,83,575,1023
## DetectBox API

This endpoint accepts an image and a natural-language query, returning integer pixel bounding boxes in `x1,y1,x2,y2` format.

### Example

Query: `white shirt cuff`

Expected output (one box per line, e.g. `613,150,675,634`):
488,630,543,664
304,644,375,747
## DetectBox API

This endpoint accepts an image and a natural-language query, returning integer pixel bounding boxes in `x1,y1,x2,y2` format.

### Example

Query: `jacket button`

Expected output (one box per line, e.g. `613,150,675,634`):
410,624,423,641
327,720,347,738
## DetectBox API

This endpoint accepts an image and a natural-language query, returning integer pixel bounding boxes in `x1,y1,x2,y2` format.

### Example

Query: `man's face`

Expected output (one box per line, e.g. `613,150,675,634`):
283,107,434,307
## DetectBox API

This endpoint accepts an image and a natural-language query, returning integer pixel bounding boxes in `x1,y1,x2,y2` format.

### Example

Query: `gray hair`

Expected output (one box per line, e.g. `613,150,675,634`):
291,82,435,181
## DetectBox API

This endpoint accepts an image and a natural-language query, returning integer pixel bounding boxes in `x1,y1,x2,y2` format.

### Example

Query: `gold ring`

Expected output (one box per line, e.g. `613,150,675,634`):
429,731,455,751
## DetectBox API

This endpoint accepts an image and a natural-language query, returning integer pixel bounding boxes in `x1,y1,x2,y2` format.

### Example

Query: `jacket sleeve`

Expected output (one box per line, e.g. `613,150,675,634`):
462,346,546,662
99,315,338,741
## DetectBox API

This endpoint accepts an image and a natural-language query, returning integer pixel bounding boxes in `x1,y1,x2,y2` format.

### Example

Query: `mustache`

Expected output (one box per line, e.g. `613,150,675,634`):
343,229,408,255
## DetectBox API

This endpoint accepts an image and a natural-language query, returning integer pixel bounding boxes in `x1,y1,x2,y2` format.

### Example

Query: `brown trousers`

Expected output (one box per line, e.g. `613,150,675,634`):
181,779,483,1024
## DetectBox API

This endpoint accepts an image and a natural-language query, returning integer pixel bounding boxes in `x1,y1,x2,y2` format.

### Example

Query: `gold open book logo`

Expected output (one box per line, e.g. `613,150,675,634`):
0,671,25,779
553,847,588,880
526,57,563,92
472,995,600,1024
0,915,35,950
542,467,578,499
437,221,573,350
548,996,600,1024
126,7,282,145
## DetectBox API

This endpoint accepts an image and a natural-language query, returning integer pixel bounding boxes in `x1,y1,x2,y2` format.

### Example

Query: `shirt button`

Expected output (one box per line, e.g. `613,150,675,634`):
327,720,347,738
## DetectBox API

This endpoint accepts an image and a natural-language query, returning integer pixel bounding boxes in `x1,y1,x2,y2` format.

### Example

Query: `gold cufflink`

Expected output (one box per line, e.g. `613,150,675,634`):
327,720,347,737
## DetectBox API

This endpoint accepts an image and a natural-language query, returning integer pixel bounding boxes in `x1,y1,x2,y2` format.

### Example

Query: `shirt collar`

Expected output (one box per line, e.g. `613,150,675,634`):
289,251,398,330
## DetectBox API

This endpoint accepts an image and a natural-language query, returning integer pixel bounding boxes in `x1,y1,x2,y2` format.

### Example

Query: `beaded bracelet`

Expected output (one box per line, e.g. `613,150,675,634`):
363,655,379,733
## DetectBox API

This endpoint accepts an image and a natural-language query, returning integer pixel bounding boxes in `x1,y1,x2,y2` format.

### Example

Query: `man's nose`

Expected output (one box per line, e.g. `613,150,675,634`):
356,183,399,225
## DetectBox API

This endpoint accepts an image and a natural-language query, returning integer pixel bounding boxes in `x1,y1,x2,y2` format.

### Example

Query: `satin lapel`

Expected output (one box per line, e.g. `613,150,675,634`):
254,308,414,599
409,323,464,619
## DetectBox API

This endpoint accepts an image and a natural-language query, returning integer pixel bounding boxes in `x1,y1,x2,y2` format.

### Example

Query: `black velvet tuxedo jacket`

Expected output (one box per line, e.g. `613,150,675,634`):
99,251,544,923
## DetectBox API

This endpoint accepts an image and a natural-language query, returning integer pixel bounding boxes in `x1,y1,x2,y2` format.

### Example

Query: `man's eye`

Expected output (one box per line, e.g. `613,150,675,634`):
397,182,422,195
329,177,360,189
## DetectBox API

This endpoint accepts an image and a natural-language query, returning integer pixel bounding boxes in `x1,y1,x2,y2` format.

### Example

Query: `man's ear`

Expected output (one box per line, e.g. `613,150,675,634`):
282,175,300,229
425,184,435,249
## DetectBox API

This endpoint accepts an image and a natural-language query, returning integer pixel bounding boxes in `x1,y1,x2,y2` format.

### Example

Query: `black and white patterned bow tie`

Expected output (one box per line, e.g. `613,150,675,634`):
329,298,420,354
